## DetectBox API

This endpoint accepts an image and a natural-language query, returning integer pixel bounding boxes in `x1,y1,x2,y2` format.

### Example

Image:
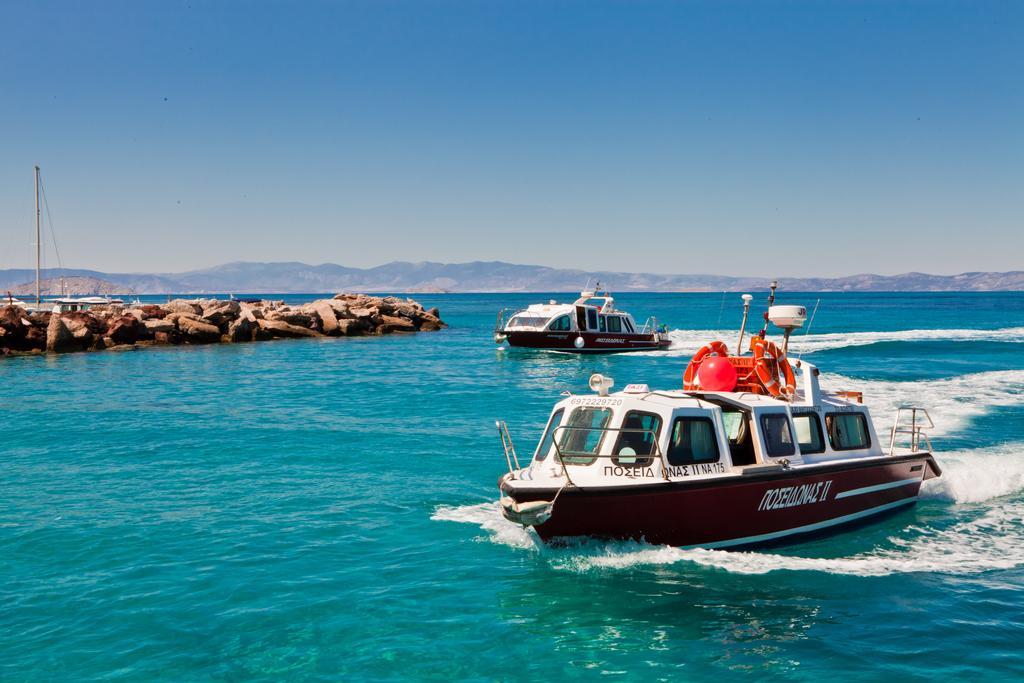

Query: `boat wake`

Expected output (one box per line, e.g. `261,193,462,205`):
432,501,540,550
435,444,1024,577
639,325,1024,358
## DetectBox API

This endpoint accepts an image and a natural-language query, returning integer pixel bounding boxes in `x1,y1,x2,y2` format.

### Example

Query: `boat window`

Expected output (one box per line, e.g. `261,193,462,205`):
722,411,744,441
534,408,565,462
792,412,825,454
667,417,720,466
599,316,607,332
826,412,871,450
760,414,796,457
548,315,572,331
508,316,548,329
612,411,662,466
586,308,598,330
559,407,613,465
607,316,623,333
721,410,756,466
622,317,635,333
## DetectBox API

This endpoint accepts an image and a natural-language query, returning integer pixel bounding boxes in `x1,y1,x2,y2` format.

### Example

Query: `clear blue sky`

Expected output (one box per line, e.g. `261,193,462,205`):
1,1,1020,276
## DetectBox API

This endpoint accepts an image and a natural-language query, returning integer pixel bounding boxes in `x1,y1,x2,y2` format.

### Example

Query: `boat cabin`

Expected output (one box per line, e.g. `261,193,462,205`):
501,291,645,335
514,361,884,490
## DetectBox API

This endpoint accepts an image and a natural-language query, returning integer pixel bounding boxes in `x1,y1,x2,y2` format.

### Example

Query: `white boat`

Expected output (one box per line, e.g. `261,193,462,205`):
494,284,671,353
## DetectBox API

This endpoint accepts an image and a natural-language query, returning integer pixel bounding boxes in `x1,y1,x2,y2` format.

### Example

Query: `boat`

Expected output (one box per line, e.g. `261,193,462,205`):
494,284,671,353
4,167,124,314
47,296,125,313
496,286,941,548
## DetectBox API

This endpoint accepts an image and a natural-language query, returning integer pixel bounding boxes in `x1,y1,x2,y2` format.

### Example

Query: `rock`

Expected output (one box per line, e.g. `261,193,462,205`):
426,307,440,318
418,314,444,332
258,318,322,338
0,306,30,349
143,318,175,334
239,304,262,321
61,314,97,346
349,306,379,319
153,330,181,345
165,299,203,316
24,322,48,350
267,309,314,328
227,315,255,342
311,301,339,335
139,305,167,320
106,315,144,345
201,299,241,327
46,315,75,352
177,315,221,343
325,300,351,317
336,318,366,336
3,293,442,356
376,315,417,334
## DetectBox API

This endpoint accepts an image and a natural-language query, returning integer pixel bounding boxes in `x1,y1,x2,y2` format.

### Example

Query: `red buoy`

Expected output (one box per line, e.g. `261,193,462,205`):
697,356,738,391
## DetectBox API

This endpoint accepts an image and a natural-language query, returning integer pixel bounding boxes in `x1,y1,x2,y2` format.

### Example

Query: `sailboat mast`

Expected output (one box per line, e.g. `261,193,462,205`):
34,165,41,307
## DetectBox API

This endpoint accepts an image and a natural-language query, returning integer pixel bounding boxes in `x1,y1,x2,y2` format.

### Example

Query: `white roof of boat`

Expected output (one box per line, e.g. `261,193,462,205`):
594,388,862,411
520,303,573,315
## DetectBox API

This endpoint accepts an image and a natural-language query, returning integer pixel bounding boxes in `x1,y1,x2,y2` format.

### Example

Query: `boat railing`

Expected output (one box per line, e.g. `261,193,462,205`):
638,316,656,334
496,421,522,477
888,407,934,455
494,307,522,332
549,425,670,487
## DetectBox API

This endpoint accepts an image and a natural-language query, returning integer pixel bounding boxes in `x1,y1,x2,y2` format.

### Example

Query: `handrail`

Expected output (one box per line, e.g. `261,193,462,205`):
496,420,521,477
888,406,935,455
494,307,520,333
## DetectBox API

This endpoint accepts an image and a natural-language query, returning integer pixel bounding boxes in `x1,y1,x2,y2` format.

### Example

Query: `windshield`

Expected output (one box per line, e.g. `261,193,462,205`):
508,315,550,328
534,408,564,462
558,407,613,465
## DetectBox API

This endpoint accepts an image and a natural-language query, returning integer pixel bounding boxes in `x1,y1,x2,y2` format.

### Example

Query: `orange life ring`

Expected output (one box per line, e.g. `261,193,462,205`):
683,340,730,390
750,337,796,399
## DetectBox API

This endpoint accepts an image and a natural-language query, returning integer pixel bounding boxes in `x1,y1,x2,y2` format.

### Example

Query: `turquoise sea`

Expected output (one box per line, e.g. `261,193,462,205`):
2,291,1023,681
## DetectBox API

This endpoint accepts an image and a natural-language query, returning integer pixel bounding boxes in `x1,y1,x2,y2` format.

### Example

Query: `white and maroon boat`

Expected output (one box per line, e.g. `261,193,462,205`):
496,295,941,548
494,286,671,353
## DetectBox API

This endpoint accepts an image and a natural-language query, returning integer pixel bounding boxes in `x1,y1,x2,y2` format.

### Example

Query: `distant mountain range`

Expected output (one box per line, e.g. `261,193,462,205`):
8,276,130,297
1,261,1022,294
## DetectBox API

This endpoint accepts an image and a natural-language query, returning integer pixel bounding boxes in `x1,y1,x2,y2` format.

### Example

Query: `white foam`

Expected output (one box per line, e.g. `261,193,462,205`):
431,502,541,550
642,326,1024,358
554,502,1024,576
821,369,1024,437
923,443,1024,504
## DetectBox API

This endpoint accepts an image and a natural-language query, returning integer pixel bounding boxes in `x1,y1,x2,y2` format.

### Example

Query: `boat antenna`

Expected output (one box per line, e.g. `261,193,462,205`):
736,293,754,355
758,280,778,339
796,298,822,362
716,290,726,328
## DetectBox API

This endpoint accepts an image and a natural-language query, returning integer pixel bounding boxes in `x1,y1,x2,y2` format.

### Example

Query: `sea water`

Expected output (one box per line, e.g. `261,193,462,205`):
2,292,1023,680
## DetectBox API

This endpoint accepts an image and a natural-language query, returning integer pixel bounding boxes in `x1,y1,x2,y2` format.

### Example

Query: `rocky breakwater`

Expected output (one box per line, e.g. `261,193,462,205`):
0,294,445,357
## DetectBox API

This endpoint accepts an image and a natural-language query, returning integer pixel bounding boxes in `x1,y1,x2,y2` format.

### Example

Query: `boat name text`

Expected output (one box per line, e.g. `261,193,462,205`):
758,480,833,511
602,462,727,478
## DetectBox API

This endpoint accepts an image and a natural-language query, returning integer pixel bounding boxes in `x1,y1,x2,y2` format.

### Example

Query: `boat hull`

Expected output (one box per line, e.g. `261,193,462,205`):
500,330,671,353
502,454,940,548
